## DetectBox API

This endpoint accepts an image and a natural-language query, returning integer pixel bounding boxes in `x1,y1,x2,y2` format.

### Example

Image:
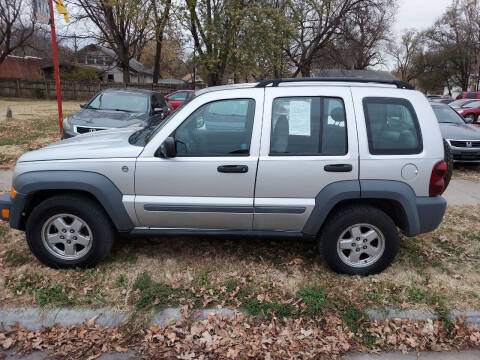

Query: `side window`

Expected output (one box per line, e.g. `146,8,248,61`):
168,92,189,101
151,95,160,111
155,94,166,107
173,99,255,156
363,97,422,155
466,92,478,99
270,97,347,155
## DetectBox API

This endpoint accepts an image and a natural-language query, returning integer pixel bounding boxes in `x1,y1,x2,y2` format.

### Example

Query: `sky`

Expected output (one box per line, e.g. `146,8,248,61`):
394,0,452,35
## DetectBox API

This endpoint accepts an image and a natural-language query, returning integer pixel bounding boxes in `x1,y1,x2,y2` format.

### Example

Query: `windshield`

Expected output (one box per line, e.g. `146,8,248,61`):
129,93,196,146
463,100,480,108
449,99,472,108
432,105,465,124
88,92,149,113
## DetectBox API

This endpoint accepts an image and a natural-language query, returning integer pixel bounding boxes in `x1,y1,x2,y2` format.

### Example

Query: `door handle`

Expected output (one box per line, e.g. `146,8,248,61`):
324,164,353,172
217,165,248,173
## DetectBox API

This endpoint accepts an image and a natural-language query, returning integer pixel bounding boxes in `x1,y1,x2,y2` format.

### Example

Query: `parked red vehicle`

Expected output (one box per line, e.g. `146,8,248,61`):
164,90,195,111
456,100,480,123
456,91,480,100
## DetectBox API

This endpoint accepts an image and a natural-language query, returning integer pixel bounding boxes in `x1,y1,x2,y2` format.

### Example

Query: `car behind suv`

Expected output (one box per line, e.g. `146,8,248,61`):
62,88,171,138
0,78,448,275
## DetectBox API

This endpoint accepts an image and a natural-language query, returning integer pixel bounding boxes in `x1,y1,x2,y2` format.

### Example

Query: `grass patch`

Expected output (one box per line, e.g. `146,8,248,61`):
297,286,327,316
133,272,182,310
3,249,31,266
36,284,71,306
406,286,426,302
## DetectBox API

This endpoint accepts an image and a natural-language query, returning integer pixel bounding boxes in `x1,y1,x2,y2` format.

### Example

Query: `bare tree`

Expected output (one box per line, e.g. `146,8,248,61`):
331,0,396,70
73,0,153,83
388,30,423,82
151,0,172,83
284,0,374,77
0,0,36,65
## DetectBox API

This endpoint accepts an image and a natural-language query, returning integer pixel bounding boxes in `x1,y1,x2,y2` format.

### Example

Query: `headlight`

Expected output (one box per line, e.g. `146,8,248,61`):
62,117,71,130
129,122,143,127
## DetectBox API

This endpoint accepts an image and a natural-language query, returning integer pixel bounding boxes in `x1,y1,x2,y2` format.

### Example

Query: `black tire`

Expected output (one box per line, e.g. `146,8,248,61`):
318,205,399,276
26,195,115,269
443,138,453,190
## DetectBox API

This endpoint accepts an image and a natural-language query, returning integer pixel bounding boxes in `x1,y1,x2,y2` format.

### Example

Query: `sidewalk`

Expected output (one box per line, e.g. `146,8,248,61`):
344,350,480,359
0,170,478,205
2,349,480,359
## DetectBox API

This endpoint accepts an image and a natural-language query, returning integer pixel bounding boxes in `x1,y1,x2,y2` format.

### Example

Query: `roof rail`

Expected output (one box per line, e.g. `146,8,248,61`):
255,77,415,90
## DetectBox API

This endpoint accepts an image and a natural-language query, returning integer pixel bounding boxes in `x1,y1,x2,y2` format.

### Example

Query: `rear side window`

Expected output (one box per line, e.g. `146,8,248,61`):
363,97,422,155
270,97,347,155
466,92,479,99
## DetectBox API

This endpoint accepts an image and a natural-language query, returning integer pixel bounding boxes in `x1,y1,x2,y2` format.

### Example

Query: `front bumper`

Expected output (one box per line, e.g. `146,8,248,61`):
61,128,77,139
0,194,11,222
451,148,480,162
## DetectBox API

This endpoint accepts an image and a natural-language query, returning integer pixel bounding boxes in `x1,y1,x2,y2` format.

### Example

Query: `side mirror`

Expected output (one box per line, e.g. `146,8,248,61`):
464,117,473,124
158,136,176,158
80,103,86,109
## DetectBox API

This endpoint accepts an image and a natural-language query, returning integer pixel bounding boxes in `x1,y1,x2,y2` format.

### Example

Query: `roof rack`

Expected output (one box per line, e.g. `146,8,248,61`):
255,77,415,90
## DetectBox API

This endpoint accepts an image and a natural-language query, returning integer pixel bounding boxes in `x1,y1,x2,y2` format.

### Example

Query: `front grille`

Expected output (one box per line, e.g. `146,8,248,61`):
450,140,480,148
75,126,106,134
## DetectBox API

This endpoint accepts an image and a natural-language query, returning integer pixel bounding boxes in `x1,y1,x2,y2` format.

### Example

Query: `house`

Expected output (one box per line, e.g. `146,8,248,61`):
76,44,153,83
182,73,204,88
0,55,43,80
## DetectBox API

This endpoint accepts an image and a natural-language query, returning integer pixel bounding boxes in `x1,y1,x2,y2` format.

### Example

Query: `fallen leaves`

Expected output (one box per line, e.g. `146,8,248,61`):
1,312,479,359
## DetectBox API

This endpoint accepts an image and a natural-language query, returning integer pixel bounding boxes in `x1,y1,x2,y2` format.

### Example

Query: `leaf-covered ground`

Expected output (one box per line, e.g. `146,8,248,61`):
1,314,480,359
0,98,82,169
1,206,479,320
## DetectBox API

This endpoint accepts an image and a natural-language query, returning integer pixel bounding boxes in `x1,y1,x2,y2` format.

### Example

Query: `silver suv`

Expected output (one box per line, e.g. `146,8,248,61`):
0,78,448,275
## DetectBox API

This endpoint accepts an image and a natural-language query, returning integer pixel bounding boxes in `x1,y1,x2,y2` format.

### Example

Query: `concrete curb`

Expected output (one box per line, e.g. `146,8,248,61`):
1,307,479,331
366,309,480,328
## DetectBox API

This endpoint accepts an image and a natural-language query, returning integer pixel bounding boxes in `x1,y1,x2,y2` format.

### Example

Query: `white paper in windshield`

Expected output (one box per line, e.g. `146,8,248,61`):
288,100,311,136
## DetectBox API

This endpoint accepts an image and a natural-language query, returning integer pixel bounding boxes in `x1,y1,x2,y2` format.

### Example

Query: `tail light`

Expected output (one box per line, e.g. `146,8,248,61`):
429,160,447,197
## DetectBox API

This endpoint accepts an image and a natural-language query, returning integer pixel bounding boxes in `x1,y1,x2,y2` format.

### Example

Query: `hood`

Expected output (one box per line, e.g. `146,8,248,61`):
439,122,480,140
68,109,148,127
18,128,144,162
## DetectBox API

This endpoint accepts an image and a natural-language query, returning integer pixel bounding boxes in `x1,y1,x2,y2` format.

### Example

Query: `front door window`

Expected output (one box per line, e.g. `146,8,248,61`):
173,99,255,156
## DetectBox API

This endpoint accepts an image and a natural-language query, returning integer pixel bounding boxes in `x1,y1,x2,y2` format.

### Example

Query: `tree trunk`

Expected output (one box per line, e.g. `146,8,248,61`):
122,66,131,83
153,38,163,83
300,63,311,78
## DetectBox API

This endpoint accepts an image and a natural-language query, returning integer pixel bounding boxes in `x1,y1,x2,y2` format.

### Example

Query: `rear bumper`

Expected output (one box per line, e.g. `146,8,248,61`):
415,196,446,235
0,194,11,222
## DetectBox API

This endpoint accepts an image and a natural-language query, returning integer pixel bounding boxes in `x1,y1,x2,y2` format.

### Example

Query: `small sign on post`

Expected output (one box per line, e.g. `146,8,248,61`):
33,0,50,24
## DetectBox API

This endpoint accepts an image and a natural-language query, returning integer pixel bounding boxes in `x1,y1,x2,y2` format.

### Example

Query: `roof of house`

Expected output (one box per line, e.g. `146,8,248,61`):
79,44,153,76
182,73,203,82
0,55,43,80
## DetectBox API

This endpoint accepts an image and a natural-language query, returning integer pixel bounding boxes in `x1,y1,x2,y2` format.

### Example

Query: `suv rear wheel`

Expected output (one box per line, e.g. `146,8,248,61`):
26,195,115,268
319,205,399,275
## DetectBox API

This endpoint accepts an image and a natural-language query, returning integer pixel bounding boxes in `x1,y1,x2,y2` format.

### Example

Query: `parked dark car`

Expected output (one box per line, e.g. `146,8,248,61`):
62,88,171,139
432,103,480,163
164,90,195,111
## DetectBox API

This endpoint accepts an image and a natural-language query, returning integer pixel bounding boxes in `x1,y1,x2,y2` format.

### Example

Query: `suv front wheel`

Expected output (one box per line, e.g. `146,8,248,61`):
319,205,399,275
26,195,115,268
